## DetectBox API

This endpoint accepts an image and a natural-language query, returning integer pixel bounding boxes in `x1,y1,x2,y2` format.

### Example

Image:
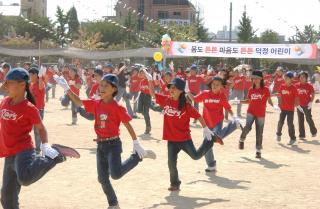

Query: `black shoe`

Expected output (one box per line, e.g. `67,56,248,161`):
168,185,180,191
239,141,244,150
144,126,151,135
287,139,296,145
255,152,261,159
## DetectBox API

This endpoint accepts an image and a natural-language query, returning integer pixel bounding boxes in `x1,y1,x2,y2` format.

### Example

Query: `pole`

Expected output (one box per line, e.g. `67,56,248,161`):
229,2,232,43
38,41,41,66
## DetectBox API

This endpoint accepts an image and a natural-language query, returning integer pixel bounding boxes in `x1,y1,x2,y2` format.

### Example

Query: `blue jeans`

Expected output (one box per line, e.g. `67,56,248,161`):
1,150,57,209
96,139,140,206
128,92,139,114
205,121,237,167
240,113,265,150
33,109,44,153
232,89,244,116
115,87,134,117
167,139,213,186
138,93,151,128
61,94,78,121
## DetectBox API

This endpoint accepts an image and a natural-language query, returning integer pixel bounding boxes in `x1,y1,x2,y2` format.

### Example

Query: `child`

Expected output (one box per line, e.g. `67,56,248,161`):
54,73,156,208
231,69,245,117
144,69,221,191
295,72,317,139
128,67,141,117
238,70,275,158
276,71,301,145
138,69,152,134
0,68,79,209
89,68,103,99
160,71,173,96
60,67,82,125
188,76,240,172
29,67,46,154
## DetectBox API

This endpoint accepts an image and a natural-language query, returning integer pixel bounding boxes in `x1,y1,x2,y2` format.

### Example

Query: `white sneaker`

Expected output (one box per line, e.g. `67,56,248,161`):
205,166,217,172
144,150,156,159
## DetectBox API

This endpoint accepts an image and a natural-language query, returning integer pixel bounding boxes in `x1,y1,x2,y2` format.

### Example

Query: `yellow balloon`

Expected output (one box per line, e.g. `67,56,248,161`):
153,52,163,62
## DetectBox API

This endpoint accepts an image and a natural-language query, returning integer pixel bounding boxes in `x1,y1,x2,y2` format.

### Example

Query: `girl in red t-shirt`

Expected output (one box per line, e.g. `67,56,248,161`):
54,73,156,208
60,67,82,125
29,67,46,154
238,70,275,158
0,68,79,209
144,69,222,191
188,76,240,172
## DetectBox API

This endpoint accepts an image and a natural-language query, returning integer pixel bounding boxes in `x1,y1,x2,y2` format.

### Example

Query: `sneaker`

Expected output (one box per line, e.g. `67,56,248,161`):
239,141,244,150
255,152,261,159
72,117,77,125
312,134,317,137
52,144,81,158
276,135,281,142
168,185,180,191
205,166,217,172
144,150,157,159
144,126,151,135
108,204,120,209
287,139,296,145
213,135,224,145
299,137,306,140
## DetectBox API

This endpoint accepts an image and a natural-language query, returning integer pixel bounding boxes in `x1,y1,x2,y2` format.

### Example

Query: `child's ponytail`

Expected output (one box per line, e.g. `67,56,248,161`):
25,82,36,105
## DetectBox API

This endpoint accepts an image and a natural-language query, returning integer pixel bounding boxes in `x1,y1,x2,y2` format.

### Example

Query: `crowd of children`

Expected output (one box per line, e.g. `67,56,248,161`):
0,60,319,209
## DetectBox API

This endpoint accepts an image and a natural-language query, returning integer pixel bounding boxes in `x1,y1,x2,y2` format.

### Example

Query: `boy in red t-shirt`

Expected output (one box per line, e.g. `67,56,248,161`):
144,70,221,191
1,68,79,209
276,71,300,145
54,73,155,208
231,69,246,117
295,72,317,139
128,67,141,117
238,70,275,158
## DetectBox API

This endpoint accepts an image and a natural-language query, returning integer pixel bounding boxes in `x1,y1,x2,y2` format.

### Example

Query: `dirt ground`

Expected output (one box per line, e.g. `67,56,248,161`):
1,87,320,209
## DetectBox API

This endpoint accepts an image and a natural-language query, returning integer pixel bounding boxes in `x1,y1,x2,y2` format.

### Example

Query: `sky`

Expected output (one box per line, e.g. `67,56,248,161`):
2,0,320,39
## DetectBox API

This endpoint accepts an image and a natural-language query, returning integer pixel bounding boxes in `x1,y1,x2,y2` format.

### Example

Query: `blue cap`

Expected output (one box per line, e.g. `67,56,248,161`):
5,68,29,82
94,68,104,77
29,67,39,75
102,74,118,88
104,63,113,68
190,64,198,70
167,78,186,91
285,71,294,79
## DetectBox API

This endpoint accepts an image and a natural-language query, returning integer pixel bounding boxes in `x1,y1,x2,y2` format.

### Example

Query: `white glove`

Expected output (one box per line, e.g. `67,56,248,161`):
297,105,304,114
307,102,312,110
41,143,59,159
53,75,70,92
203,127,215,141
142,68,153,81
92,94,101,100
273,104,280,112
231,116,241,128
68,80,76,86
39,66,47,77
133,139,147,159
185,81,190,93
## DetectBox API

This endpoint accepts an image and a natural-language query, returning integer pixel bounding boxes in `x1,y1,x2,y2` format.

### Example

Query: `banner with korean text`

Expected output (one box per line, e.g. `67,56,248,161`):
169,42,318,59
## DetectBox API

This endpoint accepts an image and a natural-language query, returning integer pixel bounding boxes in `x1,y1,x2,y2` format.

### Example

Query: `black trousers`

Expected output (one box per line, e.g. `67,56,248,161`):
297,107,317,138
276,110,296,140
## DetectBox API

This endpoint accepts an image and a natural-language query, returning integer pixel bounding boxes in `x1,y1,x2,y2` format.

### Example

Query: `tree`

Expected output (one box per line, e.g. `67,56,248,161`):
237,11,257,43
71,28,103,50
67,6,80,39
260,29,280,43
195,18,209,42
289,25,320,43
55,6,70,47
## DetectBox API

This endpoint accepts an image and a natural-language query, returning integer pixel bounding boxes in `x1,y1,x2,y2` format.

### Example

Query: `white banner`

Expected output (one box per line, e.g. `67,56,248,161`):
169,42,318,59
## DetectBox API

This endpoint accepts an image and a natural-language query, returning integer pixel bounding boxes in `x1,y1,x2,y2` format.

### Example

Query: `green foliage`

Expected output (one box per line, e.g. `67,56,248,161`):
55,6,70,47
260,29,280,43
237,11,257,43
289,25,320,43
0,15,20,37
67,6,80,39
195,18,209,42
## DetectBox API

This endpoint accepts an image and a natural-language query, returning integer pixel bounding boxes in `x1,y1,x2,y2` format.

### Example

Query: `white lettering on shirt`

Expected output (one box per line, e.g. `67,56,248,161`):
297,89,307,95
204,99,220,103
281,90,290,95
163,106,182,117
0,109,17,120
250,94,263,100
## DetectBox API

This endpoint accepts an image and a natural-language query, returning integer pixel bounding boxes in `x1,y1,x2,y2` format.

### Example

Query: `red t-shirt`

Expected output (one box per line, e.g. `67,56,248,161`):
82,99,131,138
247,87,270,117
295,82,314,107
194,90,231,128
29,82,45,110
89,82,99,98
245,76,252,90
176,72,185,80
274,74,285,92
279,84,298,111
155,93,201,142
130,75,141,93
264,74,272,88
140,79,150,95
86,74,94,88
233,76,245,91
69,77,82,96
188,75,203,94
0,97,41,157
46,68,56,84
160,80,170,96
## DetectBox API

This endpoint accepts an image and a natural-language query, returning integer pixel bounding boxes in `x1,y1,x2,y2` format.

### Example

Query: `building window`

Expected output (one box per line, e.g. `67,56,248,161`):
167,0,179,4
173,12,181,16
153,0,165,4
158,11,168,19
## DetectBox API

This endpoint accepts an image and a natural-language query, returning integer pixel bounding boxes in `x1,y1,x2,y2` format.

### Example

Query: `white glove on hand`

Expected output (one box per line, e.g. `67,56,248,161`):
133,139,147,159
41,143,59,159
203,127,215,141
307,102,312,110
231,116,241,128
142,68,153,81
297,105,304,114
273,104,280,112
38,66,47,77
54,75,70,92
185,81,190,93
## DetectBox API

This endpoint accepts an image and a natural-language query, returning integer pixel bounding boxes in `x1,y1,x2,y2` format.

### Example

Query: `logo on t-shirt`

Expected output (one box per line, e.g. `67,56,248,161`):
281,90,290,95
0,109,17,120
204,99,220,103
100,114,108,121
163,106,183,117
297,89,307,95
250,94,263,100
